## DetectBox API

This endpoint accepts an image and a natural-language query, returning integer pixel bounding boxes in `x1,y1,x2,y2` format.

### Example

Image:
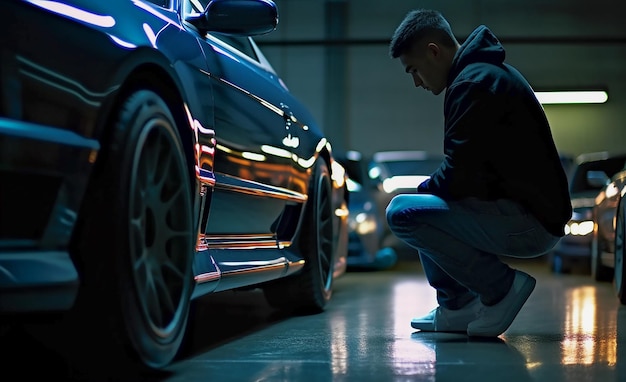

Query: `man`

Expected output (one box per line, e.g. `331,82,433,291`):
385,9,572,337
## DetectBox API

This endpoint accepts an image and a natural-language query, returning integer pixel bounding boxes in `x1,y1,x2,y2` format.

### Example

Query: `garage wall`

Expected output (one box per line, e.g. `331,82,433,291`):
255,0,626,159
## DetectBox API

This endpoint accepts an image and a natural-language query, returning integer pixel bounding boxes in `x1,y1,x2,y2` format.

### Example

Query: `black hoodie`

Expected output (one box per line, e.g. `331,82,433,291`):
416,25,572,237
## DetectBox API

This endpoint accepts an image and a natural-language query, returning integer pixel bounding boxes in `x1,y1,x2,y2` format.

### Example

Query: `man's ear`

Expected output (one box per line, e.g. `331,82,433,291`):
426,42,441,58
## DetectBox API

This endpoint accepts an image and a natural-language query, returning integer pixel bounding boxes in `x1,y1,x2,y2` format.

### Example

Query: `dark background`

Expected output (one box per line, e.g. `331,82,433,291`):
255,0,626,159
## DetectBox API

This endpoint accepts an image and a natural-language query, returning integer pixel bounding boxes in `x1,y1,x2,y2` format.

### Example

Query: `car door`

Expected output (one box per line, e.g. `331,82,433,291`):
186,1,305,249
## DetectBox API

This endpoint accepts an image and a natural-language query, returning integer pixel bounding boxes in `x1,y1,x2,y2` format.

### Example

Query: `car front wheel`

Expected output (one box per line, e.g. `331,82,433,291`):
69,89,195,371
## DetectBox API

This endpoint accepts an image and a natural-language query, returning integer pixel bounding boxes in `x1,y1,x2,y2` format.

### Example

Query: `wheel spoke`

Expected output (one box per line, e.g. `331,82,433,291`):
127,120,193,333
142,128,162,184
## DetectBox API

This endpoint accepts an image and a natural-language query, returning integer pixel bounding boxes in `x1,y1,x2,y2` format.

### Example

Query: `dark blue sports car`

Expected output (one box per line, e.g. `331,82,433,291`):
0,0,348,371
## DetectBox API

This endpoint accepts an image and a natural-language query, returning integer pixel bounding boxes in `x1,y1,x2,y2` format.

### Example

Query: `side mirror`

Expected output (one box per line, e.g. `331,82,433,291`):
187,0,278,36
587,170,610,188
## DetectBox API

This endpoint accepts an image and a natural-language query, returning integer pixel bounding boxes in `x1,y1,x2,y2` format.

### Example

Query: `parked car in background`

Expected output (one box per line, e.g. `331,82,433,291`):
366,150,443,257
589,165,626,305
337,151,397,270
590,167,626,282
549,152,626,274
614,178,626,304
0,0,348,372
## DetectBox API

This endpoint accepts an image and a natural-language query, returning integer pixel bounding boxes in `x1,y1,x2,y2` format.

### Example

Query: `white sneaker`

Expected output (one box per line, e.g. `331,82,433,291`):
467,270,536,337
411,297,481,332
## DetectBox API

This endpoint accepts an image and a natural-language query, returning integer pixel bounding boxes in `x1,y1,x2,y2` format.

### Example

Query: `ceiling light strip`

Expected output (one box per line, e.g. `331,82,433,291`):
534,91,608,104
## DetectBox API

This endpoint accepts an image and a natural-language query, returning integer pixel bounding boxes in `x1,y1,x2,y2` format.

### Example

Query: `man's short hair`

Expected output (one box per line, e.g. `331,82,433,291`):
389,9,457,58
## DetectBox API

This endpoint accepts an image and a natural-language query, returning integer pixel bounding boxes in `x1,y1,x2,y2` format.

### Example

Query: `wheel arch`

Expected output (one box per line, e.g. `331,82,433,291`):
93,63,202,210
86,63,204,249
107,65,195,172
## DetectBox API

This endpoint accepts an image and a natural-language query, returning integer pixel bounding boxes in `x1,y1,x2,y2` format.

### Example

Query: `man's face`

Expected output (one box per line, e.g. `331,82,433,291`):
399,43,447,95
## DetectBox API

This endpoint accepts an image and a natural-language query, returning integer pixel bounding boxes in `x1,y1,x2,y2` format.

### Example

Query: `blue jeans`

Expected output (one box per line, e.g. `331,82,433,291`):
386,194,560,309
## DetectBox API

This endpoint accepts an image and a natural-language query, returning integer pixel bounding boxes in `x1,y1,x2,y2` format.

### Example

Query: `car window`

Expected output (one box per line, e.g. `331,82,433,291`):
144,0,171,7
186,0,208,12
382,159,441,176
182,0,259,61
212,33,258,61
570,156,626,193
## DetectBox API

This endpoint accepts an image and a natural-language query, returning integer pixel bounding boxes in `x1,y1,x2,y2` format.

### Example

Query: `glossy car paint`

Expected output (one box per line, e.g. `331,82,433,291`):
615,187,626,303
0,0,348,370
550,152,626,273
591,168,626,281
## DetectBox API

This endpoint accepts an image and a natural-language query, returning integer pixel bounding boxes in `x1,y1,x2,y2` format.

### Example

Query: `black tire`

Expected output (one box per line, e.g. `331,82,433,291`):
263,159,335,313
69,90,195,372
615,199,626,304
591,230,613,282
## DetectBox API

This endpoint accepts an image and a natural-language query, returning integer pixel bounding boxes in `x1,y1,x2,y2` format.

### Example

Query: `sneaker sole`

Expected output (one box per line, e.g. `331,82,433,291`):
467,272,536,337
410,321,436,331
411,321,469,333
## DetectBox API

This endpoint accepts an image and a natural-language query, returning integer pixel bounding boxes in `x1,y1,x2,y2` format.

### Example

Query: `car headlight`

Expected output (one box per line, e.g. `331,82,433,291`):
349,211,378,235
564,220,594,236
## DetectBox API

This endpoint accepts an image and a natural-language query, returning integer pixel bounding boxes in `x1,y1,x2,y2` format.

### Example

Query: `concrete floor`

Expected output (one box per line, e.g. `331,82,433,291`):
5,257,626,381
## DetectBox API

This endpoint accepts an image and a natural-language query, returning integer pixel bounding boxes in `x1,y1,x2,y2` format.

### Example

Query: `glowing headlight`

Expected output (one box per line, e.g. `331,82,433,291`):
564,220,594,236
349,212,377,235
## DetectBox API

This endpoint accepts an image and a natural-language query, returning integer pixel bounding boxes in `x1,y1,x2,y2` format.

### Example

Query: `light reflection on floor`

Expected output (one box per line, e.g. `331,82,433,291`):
391,279,437,379
144,259,626,381
8,258,624,381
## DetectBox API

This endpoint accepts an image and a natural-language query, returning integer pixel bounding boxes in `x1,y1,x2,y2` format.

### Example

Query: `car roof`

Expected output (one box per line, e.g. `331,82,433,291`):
575,151,626,165
569,152,626,194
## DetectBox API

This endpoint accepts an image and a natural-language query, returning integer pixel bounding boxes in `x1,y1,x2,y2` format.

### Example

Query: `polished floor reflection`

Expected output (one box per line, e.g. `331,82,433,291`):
5,257,626,381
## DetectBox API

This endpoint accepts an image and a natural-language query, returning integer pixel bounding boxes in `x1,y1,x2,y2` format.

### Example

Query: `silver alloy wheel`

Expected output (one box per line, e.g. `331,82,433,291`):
127,115,194,347
68,90,195,372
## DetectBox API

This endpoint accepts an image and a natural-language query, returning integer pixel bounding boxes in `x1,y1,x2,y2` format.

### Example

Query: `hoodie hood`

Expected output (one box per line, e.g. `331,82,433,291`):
449,25,505,82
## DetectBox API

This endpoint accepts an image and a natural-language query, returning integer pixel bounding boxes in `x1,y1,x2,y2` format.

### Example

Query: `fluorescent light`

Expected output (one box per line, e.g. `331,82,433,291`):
534,91,608,104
